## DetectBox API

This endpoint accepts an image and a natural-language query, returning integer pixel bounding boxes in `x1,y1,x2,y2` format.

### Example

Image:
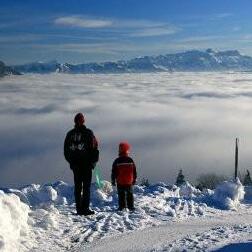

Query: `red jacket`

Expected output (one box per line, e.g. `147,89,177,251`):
111,155,137,186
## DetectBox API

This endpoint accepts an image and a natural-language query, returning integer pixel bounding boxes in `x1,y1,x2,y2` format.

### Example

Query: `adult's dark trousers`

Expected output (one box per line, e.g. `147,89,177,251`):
72,165,92,213
117,185,134,209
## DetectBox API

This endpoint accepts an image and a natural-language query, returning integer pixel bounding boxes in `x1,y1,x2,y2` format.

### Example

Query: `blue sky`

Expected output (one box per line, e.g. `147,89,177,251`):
1,0,252,64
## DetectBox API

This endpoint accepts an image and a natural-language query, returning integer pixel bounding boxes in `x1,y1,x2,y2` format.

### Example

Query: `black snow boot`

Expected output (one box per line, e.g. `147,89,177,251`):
83,209,95,216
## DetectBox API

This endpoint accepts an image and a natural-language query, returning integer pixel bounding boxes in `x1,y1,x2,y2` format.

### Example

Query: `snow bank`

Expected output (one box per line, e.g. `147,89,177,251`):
213,178,245,209
179,181,201,198
92,181,114,202
0,191,30,252
8,181,74,207
4,179,246,214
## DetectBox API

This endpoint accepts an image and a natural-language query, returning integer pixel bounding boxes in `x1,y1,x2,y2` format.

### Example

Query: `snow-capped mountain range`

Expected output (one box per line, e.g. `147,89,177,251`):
7,49,252,74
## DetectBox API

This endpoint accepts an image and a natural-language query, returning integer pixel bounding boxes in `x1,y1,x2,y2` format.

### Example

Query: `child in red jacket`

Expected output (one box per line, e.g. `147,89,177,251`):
111,142,137,211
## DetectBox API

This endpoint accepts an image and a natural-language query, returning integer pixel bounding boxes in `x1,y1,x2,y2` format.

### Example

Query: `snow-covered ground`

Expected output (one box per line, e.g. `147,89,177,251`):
1,179,252,251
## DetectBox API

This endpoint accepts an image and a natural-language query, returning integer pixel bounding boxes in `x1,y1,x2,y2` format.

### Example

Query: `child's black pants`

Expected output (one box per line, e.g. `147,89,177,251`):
117,185,134,210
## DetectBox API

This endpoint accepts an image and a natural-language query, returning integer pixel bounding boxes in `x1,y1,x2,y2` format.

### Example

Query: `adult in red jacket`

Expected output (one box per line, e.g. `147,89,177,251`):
111,142,137,211
64,113,99,215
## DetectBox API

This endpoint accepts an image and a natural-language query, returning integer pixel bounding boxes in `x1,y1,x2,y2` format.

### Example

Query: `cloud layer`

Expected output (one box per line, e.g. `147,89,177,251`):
54,15,179,38
54,16,113,28
1,72,252,187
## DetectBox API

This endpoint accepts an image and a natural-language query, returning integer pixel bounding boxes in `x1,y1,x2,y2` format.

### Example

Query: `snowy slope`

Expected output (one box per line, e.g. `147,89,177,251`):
0,179,252,251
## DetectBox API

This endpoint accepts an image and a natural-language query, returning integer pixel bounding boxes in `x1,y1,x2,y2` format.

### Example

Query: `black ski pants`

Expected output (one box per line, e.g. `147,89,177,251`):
117,185,134,210
72,165,92,213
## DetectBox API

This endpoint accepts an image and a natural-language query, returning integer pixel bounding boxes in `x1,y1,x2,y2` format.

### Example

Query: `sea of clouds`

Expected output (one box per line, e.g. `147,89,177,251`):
1,72,252,187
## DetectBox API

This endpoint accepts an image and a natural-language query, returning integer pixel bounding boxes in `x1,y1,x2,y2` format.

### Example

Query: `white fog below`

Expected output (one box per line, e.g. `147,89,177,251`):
1,72,252,186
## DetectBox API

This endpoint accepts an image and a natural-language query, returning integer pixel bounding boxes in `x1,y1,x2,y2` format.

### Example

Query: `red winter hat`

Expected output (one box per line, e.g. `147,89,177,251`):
119,142,130,154
74,113,85,125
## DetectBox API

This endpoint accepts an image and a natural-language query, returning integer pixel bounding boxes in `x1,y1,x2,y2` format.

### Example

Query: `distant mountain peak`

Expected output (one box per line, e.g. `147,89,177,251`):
0,60,21,77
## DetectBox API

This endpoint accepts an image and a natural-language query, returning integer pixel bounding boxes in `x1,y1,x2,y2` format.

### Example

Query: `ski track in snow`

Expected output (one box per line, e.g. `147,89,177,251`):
0,180,249,252
76,203,252,252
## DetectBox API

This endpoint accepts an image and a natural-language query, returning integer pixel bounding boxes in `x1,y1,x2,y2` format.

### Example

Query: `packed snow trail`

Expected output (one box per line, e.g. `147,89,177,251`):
74,203,252,252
